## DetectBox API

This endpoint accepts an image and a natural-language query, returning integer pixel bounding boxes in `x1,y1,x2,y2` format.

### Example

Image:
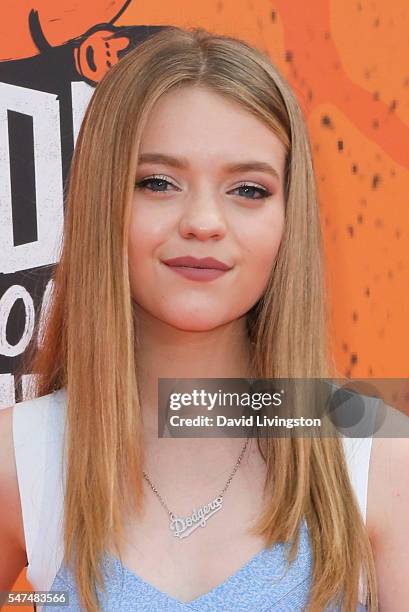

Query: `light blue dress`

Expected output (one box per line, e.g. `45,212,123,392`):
48,518,366,611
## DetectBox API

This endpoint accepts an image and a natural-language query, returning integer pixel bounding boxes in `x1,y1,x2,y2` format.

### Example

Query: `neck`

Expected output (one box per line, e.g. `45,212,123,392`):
133,303,254,433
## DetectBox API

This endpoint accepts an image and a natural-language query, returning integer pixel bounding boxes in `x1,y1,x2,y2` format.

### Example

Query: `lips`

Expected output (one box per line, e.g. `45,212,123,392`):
162,256,232,271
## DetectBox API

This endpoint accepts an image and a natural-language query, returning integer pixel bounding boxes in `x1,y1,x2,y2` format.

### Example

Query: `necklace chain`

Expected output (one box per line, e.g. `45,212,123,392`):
143,436,250,520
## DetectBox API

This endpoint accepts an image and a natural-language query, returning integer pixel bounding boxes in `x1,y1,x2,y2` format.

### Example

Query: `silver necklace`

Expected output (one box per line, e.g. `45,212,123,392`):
143,437,250,539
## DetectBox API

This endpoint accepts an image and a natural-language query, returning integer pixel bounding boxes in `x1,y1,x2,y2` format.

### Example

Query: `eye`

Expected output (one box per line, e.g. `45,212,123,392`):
135,174,179,193
229,183,272,200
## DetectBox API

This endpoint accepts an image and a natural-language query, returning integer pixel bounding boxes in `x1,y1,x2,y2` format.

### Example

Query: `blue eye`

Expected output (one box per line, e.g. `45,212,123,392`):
231,183,271,199
136,176,175,192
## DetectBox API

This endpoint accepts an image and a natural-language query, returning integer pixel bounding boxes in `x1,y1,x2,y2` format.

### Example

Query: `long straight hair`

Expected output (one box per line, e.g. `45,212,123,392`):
23,26,377,611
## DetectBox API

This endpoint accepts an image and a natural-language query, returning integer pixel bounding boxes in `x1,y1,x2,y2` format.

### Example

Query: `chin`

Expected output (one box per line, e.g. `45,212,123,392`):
166,316,228,332
161,308,233,332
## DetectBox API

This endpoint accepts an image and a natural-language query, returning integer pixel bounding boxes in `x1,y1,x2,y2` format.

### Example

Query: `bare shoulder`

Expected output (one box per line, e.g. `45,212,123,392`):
0,405,28,588
366,405,409,607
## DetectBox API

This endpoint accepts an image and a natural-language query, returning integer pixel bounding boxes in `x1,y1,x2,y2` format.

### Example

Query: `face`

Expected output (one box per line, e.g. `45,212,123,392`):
128,85,287,331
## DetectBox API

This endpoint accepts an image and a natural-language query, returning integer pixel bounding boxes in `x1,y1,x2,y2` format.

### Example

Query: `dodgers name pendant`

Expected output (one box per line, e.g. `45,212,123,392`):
169,495,224,539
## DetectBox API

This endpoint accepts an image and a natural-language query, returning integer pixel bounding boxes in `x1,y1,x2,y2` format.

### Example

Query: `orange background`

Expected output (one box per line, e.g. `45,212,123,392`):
8,0,408,604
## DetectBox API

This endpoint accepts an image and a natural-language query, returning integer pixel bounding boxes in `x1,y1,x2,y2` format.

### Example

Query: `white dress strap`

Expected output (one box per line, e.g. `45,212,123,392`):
12,387,67,594
340,393,379,606
341,434,373,524
340,394,379,524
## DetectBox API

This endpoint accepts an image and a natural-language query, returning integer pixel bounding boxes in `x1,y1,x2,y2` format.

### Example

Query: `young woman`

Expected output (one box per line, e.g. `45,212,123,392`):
1,26,408,612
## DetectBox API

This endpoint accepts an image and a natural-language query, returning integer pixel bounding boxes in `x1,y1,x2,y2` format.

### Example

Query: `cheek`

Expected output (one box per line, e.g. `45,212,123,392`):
127,209,162,295
128,204,168,265
129,202,166,245
237,209,285,286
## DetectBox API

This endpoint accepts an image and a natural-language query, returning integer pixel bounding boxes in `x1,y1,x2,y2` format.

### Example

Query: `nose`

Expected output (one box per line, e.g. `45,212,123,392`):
178,192,227,241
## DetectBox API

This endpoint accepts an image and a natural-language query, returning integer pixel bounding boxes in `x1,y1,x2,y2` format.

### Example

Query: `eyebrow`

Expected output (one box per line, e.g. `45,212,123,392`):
138,153,281,182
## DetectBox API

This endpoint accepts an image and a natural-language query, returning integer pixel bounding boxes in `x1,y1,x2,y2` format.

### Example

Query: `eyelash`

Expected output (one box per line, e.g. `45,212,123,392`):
135,174,272,200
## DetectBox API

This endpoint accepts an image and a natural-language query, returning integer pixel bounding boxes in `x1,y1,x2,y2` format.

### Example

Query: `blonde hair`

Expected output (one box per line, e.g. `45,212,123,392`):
23,26,377,611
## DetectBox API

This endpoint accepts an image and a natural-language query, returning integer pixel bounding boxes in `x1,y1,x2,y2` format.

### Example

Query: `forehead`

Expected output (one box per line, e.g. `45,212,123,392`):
138,86,286,170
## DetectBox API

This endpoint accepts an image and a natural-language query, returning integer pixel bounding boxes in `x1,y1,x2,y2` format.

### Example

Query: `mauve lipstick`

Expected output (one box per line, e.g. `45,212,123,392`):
161,255,233,282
